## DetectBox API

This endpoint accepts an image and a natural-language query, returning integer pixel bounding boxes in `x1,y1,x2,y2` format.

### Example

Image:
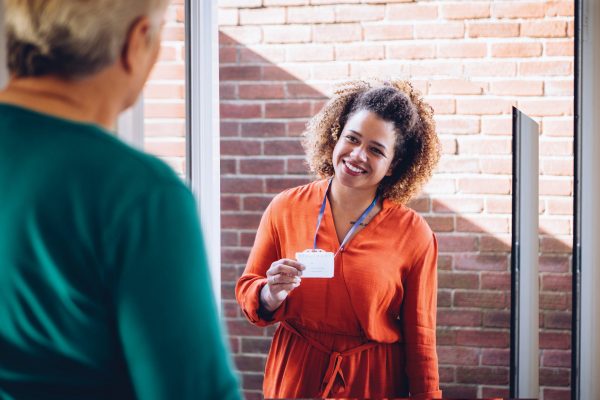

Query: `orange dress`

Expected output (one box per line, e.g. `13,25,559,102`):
236,180,441,399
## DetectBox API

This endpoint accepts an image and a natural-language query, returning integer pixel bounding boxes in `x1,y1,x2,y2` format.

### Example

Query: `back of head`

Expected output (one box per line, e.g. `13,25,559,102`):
4,0,169,79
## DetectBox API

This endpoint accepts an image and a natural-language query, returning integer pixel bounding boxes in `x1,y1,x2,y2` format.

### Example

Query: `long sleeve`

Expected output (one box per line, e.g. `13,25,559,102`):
110,184,240,400
235,201,288,326
402,233,442,399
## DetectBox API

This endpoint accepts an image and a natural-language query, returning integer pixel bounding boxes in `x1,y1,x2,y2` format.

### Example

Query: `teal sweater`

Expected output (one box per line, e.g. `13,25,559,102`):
0,103,240,400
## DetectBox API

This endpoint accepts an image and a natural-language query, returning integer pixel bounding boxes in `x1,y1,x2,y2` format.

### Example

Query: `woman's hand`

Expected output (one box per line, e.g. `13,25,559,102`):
260,259,305,312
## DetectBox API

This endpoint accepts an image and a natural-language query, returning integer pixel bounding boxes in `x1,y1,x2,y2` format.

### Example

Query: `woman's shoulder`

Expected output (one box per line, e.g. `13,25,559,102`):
384,200,434,240
268,179,327,212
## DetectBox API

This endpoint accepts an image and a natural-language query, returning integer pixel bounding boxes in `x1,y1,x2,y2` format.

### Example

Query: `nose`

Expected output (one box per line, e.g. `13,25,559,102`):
350,145,368,162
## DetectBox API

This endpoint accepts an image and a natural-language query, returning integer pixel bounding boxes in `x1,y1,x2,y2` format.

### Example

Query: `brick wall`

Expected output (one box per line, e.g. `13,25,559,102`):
145,1,574,399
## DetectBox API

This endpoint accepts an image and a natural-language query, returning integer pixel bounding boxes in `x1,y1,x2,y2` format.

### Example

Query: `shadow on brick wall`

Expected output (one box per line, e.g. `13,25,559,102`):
218,32,572,400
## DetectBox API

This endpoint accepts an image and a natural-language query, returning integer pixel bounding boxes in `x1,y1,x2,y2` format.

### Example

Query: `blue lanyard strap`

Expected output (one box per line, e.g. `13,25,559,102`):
313,178,379,255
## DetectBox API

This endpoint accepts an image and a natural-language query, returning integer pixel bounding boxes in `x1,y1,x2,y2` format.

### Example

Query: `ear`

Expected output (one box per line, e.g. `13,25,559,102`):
120,16,153,74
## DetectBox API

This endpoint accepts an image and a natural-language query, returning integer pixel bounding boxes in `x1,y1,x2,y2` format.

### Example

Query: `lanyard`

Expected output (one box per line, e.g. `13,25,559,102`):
313,178,379,256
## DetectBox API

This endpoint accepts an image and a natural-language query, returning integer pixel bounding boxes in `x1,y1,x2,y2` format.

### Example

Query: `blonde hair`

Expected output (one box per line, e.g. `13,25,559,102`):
303,79,440,205
4,0,169,79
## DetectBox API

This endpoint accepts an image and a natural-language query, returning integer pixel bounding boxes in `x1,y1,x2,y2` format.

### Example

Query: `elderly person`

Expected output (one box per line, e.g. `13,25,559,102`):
236,80,442,398
0,1,239,399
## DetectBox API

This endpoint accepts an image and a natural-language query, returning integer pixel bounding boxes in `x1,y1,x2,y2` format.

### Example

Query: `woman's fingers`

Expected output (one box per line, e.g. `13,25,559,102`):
268,274,301,285
267,259,305,277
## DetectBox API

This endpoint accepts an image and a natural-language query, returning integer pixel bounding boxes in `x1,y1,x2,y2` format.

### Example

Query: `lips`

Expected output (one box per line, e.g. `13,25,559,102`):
343,160,367,176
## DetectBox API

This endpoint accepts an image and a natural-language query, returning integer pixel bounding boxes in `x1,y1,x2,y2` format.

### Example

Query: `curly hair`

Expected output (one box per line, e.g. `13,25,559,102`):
302,79,440,205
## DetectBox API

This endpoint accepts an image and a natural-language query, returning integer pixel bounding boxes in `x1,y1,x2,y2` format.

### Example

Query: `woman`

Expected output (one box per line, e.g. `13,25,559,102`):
0,1,239,399
236,79,442,398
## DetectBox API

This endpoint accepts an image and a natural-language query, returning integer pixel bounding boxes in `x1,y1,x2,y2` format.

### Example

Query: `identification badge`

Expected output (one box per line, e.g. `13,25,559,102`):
296,250,334,278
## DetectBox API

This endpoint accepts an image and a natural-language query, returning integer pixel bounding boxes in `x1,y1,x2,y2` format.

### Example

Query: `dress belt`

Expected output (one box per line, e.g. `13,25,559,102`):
280,321,379,398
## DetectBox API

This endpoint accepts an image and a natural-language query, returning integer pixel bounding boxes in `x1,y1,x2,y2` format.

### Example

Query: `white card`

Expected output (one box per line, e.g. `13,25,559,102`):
296,251,334,278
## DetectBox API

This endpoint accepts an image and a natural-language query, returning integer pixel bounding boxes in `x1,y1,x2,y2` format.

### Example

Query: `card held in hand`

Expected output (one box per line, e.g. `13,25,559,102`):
295,250,334,278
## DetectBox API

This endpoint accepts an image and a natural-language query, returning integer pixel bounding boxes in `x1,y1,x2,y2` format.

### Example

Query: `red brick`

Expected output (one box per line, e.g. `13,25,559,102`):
264,0,308,5
313,23,362,43
517,99,573,117
221,231,239,247
234,355,265,372
540,256,570,273
540,292,568,311
240,159,285,175
239,84,285,100
286,83,326,99
436,158,480,173
222,248,252,264
541,273,571,293
540,177,572,196
545,1,574,17
464,61,517,77
438,137,458,155
335,4,385,22
458,177,511,195
454,254,508,271
144,121,185,137
144,139,185,157
263,24,311,44
239,7,285,25
456,98,514,115
241,373,264,391
219,0,261,7
442,385,478,398
541,158,573,176
220,66,262,81
265,177,311,193
438,272,479,289
540,331,571,350
363,23,413,41
481,348,509,366
520,61,572,76
145,83,184,100
241,337,272,354
386,43,435,59
414,22,465,39
455,329,510,347
544,311,571,329
435,117,480,134
426,98,456,115
313,62,350,80
263,139,304,155
219,27,262,45
479,157,512,174
335,44,384,61
243,196,274,212
437,234,478,252
459,137,511,155
546,40,574,56
546,198,573,216
221,103,262,120
432,197,484,213
239,46,285,63
286,158,309,174
543,388,571,400
423,216,454,232
483,310,510,328
285,44,334,62
386,4,438,20
221,177,264,194
542,117,574,136
264,102,312,118
490,80,544,96
540,139,573,156
437,43,487,59
438,366,454,383
428,79,484,95
479,235,511,252
240,122,285,138
218,8,239,26
482,387,510,398
540,218,571,235
540,236,572,253
408,61,463,77
287,5,335,23
221,159,238,176
438,346,480,365
521,21,567,38
438,310,482,328
437,329,457,346
406,197,430,212
221,213,263,230
481,272,510,290
492,2,545,19
491,42,543,58
457,215,510,233
540,367,570,387
441,2,490,19
437,290,452,307
542,350,571,368
467,22,520,38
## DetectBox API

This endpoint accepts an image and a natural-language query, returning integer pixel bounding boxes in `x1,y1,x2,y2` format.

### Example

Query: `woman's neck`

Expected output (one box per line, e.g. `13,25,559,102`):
328,176,378,214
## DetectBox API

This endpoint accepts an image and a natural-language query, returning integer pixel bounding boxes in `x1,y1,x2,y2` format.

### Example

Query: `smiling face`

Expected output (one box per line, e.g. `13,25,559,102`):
331,109,397,194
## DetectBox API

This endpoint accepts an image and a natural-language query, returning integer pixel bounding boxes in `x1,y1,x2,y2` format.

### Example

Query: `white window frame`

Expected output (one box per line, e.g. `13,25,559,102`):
577,0,600,397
